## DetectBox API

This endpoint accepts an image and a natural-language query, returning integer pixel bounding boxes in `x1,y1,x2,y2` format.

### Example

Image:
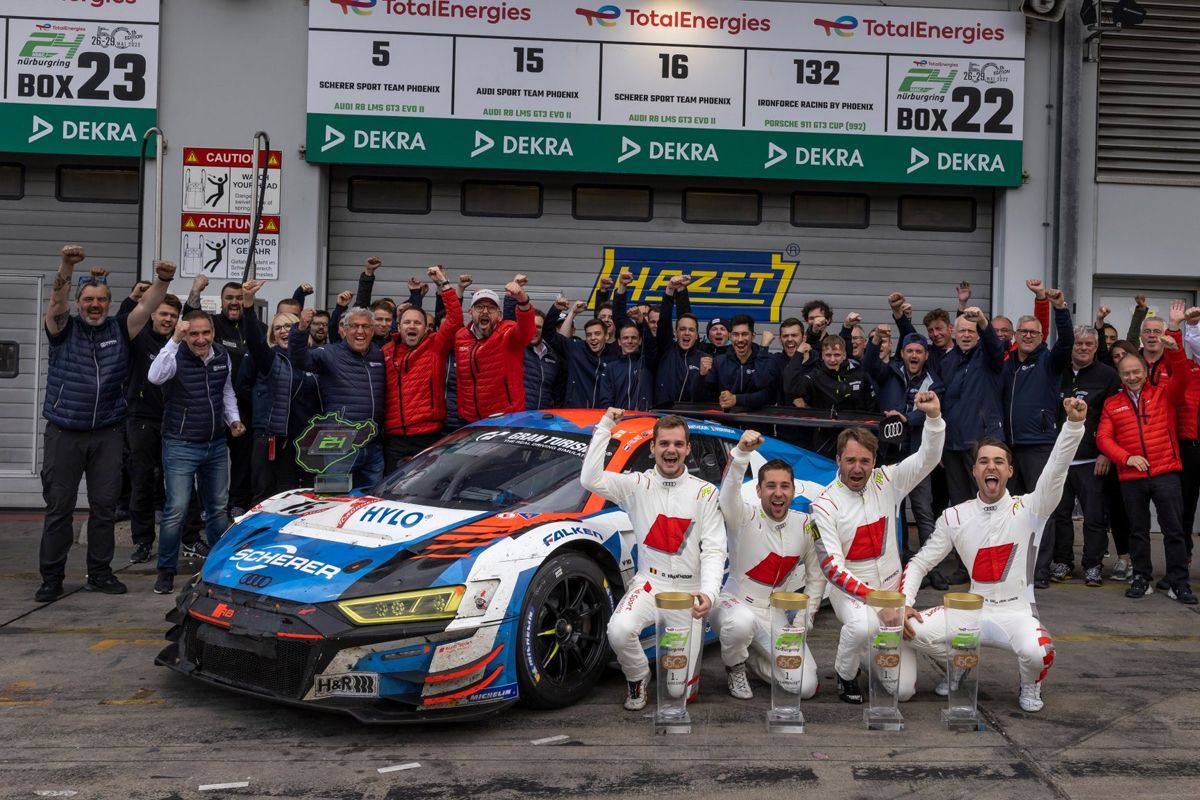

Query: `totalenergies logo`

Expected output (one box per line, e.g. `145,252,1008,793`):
576,5,621,26
331,0,377,15
814,15,858,37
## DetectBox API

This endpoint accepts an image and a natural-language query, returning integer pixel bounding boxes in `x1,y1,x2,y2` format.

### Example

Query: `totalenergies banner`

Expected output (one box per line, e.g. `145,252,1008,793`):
589,247,798,323
308,1,1024,185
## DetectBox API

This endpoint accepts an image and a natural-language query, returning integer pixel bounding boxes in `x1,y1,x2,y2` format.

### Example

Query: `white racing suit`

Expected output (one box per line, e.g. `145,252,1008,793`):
581,415,727,684
808,415,946,700
903,419,1085,686
711,446,827,698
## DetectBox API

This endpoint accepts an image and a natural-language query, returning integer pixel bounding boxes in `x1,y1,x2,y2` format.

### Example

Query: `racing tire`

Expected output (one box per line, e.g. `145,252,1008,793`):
516,552,615,709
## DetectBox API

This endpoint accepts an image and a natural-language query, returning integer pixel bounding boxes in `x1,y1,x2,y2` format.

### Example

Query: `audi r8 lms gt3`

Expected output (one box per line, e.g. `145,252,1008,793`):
156,409,836,723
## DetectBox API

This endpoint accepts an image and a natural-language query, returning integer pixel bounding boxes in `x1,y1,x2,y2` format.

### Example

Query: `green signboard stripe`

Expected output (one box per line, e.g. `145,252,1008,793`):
0,103,158,158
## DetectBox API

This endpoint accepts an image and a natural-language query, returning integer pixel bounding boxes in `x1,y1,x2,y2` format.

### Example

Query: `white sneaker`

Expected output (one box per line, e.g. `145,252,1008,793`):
726,662,753,700
1110,558,1129,580
1018,682,1044,712
624,677,649,711
935,667,969,697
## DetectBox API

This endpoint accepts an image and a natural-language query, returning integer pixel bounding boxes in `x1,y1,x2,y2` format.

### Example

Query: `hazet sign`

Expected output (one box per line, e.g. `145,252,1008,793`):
590,247,798,323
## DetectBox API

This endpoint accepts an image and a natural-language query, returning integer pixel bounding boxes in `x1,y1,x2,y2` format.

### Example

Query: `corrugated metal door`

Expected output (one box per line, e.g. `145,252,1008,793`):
326,167,993,334
0,157,140,507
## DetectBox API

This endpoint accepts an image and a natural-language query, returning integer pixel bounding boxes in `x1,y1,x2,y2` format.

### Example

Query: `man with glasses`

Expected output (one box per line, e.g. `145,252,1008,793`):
1002,287,1074,586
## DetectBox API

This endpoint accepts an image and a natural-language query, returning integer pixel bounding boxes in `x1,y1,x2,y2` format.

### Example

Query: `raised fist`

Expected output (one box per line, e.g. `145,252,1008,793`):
1045,287,1066,308
963,307,986,325
299,283,315,296
364,256,382,275
1185,306,1200,325
573,300,587,314
618,270,634,287
60,245,86,267
1026,279,1046,299
810,315,827,332
151,261,175,282
676,275,692,287
458,273,473,289
427,265,446,285
1095,305,1111,323
191,273,209,294
504,280,526,301
760,330,775,348
513,273,529,287
1062,397,1087,423
554,294,569,311
605,407,623,425
956,281,972,304
888,292,906,312
298,308,315,330
89,266,110,280
337,290,353,307
914,390,941,419
173,318,190,342
900,302,913,318
737,430,764,452
1134,293,1146,308
844,311,862,328
599,276,614,291
242,279,264,300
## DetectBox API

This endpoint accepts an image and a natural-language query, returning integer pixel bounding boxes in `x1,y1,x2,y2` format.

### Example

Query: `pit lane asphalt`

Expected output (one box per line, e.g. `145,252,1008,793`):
1,513,1197,800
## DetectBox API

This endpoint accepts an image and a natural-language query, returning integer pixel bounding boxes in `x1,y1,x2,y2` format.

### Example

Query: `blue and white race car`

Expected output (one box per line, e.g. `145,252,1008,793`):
157,409,836,723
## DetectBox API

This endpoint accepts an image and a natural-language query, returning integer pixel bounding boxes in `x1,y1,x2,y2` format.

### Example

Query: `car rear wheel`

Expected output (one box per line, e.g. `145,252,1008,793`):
516,552,614,709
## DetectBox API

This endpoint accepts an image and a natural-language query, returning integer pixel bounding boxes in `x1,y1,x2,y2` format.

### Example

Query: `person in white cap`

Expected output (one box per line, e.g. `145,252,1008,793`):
453,279,536,423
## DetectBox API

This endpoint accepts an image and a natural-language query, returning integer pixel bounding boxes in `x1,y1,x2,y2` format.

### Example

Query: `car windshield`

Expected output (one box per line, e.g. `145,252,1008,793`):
377,427,594,512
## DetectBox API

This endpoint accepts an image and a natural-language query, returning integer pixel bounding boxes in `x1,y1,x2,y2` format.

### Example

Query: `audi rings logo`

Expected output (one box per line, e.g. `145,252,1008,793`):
882,421,904,440
239,573,273,589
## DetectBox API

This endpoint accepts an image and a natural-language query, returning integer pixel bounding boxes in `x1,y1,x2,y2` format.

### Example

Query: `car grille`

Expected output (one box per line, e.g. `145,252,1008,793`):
184,621,314,698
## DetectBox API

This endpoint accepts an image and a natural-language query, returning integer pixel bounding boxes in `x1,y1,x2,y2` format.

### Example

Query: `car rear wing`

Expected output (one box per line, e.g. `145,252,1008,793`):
661,403,908,446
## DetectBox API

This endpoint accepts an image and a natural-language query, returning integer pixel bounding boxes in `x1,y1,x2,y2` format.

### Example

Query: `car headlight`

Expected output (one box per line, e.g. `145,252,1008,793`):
336,586,465,625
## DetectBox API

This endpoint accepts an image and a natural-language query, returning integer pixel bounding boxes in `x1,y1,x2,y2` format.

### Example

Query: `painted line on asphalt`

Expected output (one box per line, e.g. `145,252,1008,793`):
100,688,164,706
33,791,77,797
198,781,250,791
377,763,421,774
0,680,48,707
530,735,571,745
88,638,168,652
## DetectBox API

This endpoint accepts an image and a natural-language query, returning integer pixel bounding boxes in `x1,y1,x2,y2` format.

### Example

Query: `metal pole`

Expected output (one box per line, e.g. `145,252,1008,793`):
1058,14,1084,311
243,131,270,283
136,127,166,281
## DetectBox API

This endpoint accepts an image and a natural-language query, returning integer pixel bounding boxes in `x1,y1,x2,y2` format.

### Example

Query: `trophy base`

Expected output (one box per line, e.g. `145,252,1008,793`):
654,712,691,735
864,707,904,731
942,708,986,732
767,709,805,734
314,473,352,494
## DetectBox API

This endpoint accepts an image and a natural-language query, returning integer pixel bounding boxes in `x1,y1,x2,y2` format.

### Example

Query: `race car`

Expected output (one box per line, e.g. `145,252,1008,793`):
156,409,836,723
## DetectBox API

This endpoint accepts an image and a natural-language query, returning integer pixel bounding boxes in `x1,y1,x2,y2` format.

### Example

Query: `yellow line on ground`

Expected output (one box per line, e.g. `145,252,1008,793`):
100,688,164,706
88,638,167,652
0,681,48,707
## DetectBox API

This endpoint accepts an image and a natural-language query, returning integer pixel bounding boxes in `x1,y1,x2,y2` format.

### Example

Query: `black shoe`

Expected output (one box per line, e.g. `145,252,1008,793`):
84,574,127,595
945,567,971,585
928,570,951,591
1156,577,1170,592
181,540,210,560
1034,575,1050,590
153,571,175,595
35,580,64,603
837,671,864,704
1168,585,1198,605
129,543,152,564
1126,575,1152,599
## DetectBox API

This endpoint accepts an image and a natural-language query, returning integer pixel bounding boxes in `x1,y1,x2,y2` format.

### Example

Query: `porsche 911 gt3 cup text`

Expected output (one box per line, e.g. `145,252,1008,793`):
313,672,379,698
230,544,342,579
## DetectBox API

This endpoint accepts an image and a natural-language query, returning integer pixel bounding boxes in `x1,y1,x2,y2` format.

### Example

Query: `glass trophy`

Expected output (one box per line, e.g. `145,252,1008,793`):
865,590,906,731
654,591,697,735
292,411,378,494
942,592,986,732
767,591,808,734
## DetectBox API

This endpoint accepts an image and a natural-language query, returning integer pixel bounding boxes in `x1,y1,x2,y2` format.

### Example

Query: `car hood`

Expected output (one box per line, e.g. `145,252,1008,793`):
203,492,497,604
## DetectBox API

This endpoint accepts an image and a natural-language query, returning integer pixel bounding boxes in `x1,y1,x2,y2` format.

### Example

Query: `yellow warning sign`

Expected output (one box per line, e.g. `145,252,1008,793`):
264,219,278,232
185,151,199,164
183,216,197,229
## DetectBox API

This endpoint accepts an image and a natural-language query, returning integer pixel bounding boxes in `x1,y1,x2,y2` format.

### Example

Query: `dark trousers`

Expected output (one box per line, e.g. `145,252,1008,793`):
1052,462,1108,571
903,473,936,553
251,433,302,505
1121,472,1190,588
943,450,977,506
227,426,253,513
383,431,443,474
1104,469,1130,556
1180,439,1200,557
1011,443,1053,497
39,422,123,582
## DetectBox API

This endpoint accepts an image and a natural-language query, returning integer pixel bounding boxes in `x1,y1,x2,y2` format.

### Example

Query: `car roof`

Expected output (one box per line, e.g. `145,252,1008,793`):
473,409,746,443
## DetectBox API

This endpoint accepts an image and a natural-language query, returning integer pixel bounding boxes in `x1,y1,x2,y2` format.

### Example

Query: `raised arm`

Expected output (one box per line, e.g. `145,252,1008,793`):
183,273,208,316
45,245,85,337
719,431,761,530
1043,289,1074,373
126,260,177,339
355,257,380,308
505,280,535,351
1023,399,1087,518
886,392,946,496
1127,295,1147,346
579,408,640,505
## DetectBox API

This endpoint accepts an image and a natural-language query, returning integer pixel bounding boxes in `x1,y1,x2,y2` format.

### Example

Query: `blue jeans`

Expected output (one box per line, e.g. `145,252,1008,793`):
159,438,230,573
351,442,384,490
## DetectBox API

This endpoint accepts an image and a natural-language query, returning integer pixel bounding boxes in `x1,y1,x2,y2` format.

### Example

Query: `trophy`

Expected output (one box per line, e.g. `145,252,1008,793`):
654,591,698,735
292,411,378,494
942,592,986,732
767,591,808,734
864,590,906,731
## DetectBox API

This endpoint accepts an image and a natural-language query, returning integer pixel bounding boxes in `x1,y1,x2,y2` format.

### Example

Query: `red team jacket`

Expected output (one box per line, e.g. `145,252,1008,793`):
382,287,463,436
453,304,535,423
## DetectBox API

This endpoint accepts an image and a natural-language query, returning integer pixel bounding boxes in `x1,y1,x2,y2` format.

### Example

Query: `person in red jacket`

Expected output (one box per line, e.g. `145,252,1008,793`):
1165,303,1200,565
455,280,536,423
382,265,463,472
1097,344,1196,604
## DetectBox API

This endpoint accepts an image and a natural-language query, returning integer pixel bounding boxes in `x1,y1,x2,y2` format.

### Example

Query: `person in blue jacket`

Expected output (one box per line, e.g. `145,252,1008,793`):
599,321,655,411
652,276,714,407
542,300,616,408
709,315,774,411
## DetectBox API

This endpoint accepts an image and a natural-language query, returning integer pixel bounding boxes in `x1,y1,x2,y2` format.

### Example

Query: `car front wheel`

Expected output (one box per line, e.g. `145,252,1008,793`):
516,552,614,709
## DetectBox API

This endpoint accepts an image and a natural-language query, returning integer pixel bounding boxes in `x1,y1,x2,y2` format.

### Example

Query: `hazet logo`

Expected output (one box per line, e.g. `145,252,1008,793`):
576,5,620,27
814,15,858,37
330,0,377,15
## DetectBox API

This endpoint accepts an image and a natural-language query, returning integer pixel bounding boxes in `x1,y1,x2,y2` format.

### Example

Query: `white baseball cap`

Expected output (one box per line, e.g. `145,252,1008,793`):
468,289,501,310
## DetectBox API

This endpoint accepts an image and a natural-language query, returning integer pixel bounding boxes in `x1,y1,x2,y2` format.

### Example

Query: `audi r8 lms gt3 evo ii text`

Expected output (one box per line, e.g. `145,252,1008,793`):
156,409,836,723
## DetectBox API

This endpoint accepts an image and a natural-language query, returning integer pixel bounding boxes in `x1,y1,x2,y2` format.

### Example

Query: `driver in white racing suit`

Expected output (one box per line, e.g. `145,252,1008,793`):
581,409,726,710
901,397,1088,712
712,430,826,700
808,390,945,704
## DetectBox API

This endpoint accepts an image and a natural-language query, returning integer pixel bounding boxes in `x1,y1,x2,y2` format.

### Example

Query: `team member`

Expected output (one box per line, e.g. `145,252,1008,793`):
713,431,825,700
36,248,175,602
940,307,1006,506
581,409,726,710
598,322,654,411
454,281,536,422
785,334,877,456
1097,350,1196,603
902,398,1088,712
545,301,615,408
652,276,713,406
149,311,246,595
382,266,463,471
807,391,944,704
710,315,773,411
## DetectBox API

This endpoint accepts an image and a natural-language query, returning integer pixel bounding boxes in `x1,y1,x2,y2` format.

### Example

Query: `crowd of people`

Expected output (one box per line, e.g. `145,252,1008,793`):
35,246,1200,654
